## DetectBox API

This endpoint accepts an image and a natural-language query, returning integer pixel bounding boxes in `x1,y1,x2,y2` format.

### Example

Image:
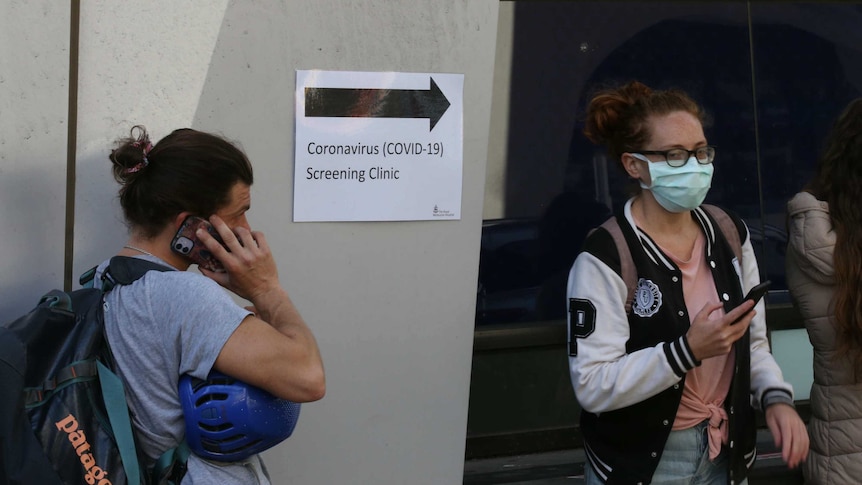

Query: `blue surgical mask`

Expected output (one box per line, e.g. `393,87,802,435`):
633,153,714,213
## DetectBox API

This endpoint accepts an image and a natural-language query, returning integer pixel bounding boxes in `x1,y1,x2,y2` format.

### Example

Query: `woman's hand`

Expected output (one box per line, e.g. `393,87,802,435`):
686,299,755,361
766,403,809,469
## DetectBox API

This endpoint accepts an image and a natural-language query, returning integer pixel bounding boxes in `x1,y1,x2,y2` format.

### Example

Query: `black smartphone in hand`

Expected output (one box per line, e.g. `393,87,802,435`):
731,280,771,325
170,216,227,272
743,280,771,305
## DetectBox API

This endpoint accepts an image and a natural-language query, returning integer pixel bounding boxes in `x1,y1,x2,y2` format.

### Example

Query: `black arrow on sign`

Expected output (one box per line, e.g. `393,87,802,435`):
304,77,451,131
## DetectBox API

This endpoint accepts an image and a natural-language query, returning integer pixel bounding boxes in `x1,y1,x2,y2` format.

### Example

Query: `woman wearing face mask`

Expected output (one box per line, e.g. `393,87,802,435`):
566,81,808,485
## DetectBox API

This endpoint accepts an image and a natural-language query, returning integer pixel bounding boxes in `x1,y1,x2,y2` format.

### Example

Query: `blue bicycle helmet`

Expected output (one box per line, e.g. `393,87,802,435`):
179,371,301,462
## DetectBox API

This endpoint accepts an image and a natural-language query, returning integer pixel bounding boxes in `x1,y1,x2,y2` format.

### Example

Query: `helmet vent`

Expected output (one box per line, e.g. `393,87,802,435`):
195,392,229,407
202,437,264,454
199,421,232,432
191,375,235,392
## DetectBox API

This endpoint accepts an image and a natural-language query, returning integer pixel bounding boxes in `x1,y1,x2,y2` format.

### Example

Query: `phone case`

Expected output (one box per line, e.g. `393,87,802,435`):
170,216,226,272
744,280,771,304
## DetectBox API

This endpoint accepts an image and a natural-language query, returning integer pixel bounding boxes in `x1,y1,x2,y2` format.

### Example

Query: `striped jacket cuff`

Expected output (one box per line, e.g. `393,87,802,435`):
664,336,701,377
761,388,794,410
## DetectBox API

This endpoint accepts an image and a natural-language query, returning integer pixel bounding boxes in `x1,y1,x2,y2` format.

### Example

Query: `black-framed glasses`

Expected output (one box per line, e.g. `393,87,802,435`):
633,145,716,168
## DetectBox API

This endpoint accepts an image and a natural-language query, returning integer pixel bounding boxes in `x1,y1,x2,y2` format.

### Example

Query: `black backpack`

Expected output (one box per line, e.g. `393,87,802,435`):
0,256,188,485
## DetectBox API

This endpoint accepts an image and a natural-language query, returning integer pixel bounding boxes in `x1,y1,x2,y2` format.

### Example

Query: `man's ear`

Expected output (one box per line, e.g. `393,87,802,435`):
173,212,193,231
621,153,643,179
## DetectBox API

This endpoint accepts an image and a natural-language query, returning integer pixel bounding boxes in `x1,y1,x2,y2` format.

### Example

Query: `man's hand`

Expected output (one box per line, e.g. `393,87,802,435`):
196,214,280,302
765,403,809,469
202,216,326,402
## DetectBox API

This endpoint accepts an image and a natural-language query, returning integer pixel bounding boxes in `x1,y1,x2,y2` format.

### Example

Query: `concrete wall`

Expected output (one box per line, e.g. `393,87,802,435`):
1,1,499,484
0,1,69,318
484,2,513,220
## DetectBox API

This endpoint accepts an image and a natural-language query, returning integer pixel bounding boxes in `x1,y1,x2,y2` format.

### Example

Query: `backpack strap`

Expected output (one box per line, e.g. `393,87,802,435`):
152,440,190,485
702,204,743,264
97,360,142,485
101,256,175,291
79,256,174,291
79,266,98,288
23,360,99,407
594,217,637,315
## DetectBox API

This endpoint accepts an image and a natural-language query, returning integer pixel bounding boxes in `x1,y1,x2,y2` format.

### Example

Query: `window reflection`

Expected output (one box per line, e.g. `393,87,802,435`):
468,1,862,462
476,1,862,327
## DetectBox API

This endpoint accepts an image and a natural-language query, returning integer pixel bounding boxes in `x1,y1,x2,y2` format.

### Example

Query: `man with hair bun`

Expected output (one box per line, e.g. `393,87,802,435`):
99,125,325,483
567,81,807,484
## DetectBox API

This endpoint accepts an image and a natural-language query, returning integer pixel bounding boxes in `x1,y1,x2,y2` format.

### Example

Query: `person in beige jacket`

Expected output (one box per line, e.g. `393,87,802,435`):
786,97,862,485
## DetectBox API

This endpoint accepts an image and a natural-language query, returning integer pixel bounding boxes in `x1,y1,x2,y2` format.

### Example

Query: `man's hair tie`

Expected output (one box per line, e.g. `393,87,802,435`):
126,127,153,174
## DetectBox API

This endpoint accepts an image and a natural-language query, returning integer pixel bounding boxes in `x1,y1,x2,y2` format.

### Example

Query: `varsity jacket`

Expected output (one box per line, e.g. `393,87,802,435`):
566,199,794,485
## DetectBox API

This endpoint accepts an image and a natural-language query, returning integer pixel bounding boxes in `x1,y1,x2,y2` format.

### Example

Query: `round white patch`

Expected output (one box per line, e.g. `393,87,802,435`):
632,278,662,317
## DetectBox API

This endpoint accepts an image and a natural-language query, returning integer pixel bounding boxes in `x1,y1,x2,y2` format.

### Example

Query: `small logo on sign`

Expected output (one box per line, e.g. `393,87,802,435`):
632,278,662,317
432,204,454,217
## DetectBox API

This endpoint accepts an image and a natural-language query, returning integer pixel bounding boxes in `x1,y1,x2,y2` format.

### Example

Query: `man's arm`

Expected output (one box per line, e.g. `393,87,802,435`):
199,215,325,403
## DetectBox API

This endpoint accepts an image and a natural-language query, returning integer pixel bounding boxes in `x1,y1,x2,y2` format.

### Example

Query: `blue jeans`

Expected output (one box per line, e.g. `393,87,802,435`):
583,421,749,485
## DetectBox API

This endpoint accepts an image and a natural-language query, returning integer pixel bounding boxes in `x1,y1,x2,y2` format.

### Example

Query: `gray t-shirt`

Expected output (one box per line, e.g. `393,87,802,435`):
97,256,270,484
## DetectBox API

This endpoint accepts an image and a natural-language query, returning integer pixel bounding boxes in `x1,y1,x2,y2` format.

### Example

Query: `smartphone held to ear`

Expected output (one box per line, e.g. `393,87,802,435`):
170,216,226,272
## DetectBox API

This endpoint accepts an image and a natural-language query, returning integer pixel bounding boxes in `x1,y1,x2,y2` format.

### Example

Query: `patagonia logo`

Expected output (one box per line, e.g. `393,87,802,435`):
55,414,113,485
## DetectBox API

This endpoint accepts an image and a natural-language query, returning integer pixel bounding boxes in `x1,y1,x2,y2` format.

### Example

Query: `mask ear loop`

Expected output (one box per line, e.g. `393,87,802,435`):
629,153,653,189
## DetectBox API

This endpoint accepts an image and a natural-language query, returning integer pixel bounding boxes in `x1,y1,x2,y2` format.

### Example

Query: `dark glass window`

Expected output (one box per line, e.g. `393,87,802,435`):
476,1,862,327
468,1,862,460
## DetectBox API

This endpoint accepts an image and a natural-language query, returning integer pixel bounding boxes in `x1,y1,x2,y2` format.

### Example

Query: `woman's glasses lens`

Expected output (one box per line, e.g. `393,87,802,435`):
666,146,715,167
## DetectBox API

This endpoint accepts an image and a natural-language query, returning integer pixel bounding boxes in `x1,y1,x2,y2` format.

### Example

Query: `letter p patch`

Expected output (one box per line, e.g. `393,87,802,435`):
568,298,596,356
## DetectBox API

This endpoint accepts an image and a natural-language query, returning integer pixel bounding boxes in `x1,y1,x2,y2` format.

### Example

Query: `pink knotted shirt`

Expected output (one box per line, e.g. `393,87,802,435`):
658,230,735,460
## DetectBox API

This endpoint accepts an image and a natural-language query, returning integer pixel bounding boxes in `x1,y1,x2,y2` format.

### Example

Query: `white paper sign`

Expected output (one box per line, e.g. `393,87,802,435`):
294,70,464,221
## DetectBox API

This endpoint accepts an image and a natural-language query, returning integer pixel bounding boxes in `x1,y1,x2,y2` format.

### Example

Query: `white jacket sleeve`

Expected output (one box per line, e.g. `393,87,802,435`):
567,252,689,413
738,226,795,409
